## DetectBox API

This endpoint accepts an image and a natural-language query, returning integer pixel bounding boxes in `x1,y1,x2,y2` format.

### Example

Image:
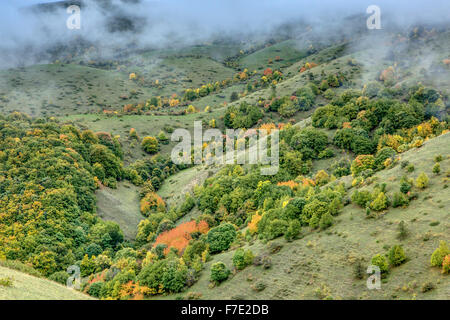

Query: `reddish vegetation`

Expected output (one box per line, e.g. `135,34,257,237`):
263,68,273,76
154,220,209,255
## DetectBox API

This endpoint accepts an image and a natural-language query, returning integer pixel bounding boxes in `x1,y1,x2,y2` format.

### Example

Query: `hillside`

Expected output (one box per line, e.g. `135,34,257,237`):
164,133,449,300
0,3,449,301
0,266,93,300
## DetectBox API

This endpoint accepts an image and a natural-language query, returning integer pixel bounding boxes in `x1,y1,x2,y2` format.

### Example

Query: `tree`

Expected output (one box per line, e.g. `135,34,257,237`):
284,220,301,241
387,245,407,266
370,192,388,211
430,241,449,267
319,212,333,230
371,254,389,273
232,249,254,270
397,221,409,240
141,136,159,154
290,128,328,160
207,223,237,254
210,262,230,284
415,172,429,189
432,163,441,175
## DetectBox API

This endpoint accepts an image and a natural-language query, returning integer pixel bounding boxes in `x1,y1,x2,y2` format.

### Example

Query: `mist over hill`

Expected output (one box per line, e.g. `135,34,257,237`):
0,0,449,68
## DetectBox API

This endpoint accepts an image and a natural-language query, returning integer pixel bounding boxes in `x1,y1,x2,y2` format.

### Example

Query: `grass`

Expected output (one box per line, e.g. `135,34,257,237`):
96,181,144,239
0,266,93,300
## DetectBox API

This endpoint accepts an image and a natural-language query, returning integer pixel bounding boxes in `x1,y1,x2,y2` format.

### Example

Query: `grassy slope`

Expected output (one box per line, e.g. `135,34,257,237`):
96,181,144,239
161,133,450,300
0,266,93,300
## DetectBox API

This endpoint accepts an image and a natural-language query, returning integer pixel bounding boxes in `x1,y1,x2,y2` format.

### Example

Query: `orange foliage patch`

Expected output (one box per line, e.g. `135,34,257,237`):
263,68,273,76
248,213,262,234
154,220,209,255
259,123,276,134
277,180,299,190
301,178,316,187
299,62,318,73
342,122,352,129
140,192,166,215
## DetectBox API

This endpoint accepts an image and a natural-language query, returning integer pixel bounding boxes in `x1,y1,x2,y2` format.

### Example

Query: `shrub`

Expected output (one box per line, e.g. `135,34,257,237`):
266,219,289,239
387,245,407,266
351,155,375,177
353,259,365,280
284,220,301,241
400,176,412,194
415,172,429,189
370,192,388,211
430,241,449,267
0,277,13,287
371,254,389,273
434,155,443,162
48,271,69,285
315,170,330,186
351,190,372,207
232,249,254,270
88,282,104,298
319,212,333,230
432,163,441,175
154,220,209,256
141,136,159,154
397,221,409,240
421,281,435,293
442,255,450,274
392,192,409,208
140,192,166,216
210,262,230,284
290,128,328,160
206,223,237,254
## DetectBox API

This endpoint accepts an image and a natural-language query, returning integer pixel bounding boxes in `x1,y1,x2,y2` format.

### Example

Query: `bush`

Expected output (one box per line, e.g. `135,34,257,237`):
442,255,450,274
266,219,289,239
421,281,435,293
88,282,104,298
210,262,230,284
48,271,69,285
397,221,409,240
387,245,407,266
415,172,429,189
141,136,159,154
319,212,333,230
432,163,441,175
353,259,365,280
284,220,301,241
351,190,372,207
392,192,409,208
400,176,412,194
430,241,449,267
371,254,389,273
370,192,388,211
232,249,254,270
206,223,237,254
0,277,13,287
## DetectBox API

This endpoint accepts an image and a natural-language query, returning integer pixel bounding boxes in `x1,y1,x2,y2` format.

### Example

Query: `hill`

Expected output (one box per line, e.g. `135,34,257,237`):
163,133,450,300
0,266,93,300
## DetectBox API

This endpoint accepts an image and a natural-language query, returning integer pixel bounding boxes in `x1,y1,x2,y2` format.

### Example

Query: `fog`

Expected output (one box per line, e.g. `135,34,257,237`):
0,0,449,68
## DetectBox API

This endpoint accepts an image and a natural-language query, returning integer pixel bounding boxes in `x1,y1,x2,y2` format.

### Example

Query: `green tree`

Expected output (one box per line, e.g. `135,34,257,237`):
206,223,237,254
210,262,230,284
141,136,159,154
371,254,389,273
387,245,407,266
